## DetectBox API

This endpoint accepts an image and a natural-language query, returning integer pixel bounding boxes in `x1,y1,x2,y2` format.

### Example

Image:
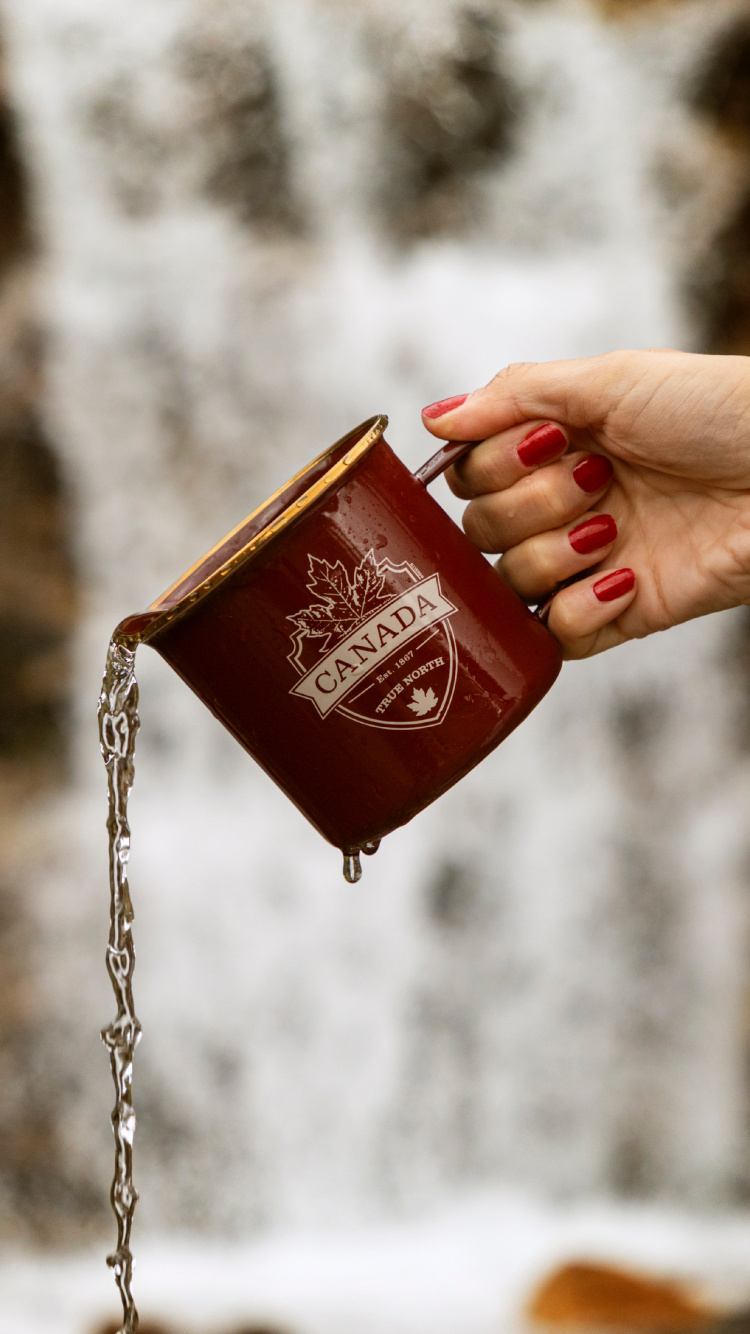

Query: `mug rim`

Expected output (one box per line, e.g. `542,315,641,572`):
133,414,388,644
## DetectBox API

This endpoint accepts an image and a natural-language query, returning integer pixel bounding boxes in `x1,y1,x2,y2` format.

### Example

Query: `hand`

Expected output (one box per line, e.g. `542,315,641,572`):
421,350,750,658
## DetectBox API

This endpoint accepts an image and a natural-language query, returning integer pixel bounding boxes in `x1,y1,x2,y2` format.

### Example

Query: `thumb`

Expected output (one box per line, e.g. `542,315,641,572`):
421,351,640,441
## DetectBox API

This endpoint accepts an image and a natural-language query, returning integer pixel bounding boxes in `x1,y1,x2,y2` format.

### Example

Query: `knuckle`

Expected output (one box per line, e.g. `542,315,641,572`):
540,480,574,528
495,550,523,593
490,361,538,386
549,593,582,639
454,457,485,496
463,500,500,552
446,464,473,500
529,537,564,588
451,440,505,496
469,450,506,493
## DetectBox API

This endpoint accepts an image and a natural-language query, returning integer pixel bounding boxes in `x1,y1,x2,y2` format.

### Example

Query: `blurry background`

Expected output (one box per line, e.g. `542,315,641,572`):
6,0,750,1330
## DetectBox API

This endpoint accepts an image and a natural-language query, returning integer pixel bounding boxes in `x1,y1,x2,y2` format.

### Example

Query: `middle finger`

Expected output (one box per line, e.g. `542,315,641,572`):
463,450,615,552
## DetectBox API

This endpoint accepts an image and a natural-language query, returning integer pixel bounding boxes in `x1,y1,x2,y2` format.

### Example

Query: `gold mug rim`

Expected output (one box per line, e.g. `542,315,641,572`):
132,414,388,644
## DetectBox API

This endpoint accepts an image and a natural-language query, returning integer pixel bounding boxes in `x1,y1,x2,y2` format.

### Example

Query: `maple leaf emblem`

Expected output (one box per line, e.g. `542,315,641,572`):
288,551,393,653
349,550,391,618
408,686,438,717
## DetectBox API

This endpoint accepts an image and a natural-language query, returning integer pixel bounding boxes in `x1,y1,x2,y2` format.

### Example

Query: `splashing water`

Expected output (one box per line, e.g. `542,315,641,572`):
98,631,142,1334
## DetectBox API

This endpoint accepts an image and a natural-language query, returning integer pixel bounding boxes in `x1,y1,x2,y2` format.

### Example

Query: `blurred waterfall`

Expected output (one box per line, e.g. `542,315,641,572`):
1,0,750,1236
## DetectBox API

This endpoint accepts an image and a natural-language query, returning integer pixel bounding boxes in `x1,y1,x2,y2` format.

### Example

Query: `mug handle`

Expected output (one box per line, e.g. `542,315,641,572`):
414,439,479,486
414,436,565,626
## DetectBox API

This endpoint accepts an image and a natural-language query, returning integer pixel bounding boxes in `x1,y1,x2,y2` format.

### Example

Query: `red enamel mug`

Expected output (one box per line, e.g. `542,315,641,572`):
119,416,562,864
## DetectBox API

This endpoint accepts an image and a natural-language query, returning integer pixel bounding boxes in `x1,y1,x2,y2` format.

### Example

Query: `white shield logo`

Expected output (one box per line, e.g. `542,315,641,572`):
287,550,458,730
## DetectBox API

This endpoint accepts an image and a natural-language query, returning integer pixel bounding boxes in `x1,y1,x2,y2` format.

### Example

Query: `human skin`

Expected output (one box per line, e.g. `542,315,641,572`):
421,349,750,659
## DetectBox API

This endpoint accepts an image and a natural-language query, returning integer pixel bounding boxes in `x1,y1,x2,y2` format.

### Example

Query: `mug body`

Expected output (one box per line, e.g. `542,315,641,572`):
133,421,562,850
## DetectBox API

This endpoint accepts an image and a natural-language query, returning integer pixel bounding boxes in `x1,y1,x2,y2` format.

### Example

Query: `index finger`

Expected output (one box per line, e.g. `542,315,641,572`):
447,420,569,499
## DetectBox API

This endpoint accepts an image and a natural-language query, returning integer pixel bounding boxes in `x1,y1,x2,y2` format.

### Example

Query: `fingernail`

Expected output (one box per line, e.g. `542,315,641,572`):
568,514,617,555
517,423,567,467
422,393,469,419
572,454,614,493
593,568,635,602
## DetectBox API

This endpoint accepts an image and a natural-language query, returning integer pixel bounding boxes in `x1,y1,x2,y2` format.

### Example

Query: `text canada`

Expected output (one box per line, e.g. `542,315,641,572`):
290,574,456,718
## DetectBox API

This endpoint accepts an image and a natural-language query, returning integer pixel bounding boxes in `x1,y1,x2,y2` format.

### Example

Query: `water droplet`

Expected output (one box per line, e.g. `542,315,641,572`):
362,840,380,856
343,851,362,883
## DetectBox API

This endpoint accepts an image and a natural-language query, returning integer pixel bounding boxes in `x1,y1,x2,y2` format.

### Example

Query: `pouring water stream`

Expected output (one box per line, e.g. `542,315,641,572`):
98,631,142,1333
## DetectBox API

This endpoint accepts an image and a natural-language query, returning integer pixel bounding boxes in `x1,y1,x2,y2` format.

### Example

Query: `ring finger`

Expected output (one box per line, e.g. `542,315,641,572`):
497,511,619,602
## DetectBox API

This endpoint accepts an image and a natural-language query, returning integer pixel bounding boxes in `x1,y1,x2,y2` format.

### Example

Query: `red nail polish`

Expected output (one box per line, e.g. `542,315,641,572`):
593,568,635,602
572,454,614,493
568,514,617,555
422,394,468,419
517,423,567,467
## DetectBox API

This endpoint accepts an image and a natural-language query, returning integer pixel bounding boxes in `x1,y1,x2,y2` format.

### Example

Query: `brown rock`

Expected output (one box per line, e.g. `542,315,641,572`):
526,1261,713,1332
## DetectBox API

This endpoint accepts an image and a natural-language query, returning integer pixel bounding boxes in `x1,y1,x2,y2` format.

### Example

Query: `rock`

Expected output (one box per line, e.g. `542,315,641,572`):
526,1261,714,1331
